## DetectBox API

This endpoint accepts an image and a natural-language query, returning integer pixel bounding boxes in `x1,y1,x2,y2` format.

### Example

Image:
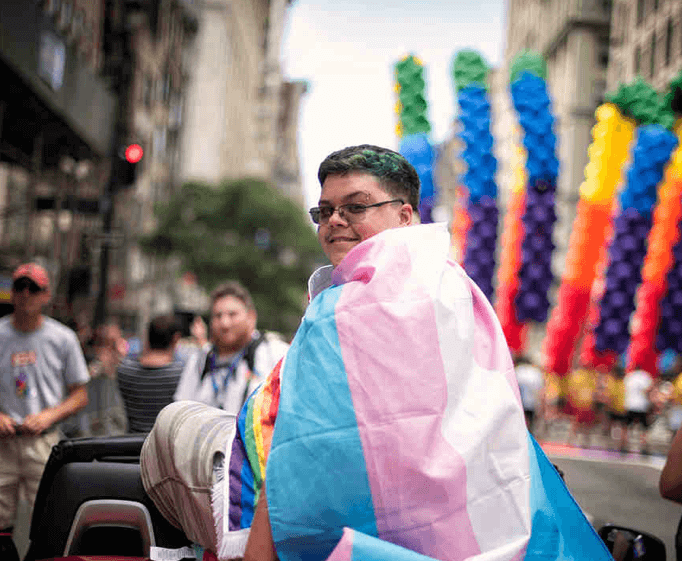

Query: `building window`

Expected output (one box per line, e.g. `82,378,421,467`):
622,5,630,43
634,45,642,74
666,18,673,66
593,80,607,106
650,32,656,78
143,76,153,108
599,36,610,67
637,0,645,25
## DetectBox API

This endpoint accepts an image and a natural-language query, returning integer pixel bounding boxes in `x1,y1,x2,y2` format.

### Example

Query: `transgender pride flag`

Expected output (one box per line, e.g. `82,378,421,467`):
227,224,611,561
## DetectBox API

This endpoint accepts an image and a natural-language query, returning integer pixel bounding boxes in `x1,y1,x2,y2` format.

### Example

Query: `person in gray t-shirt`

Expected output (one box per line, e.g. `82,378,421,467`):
0,263,89,543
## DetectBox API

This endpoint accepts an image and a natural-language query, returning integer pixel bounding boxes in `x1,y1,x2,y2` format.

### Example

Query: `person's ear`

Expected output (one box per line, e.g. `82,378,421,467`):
399,203,413,226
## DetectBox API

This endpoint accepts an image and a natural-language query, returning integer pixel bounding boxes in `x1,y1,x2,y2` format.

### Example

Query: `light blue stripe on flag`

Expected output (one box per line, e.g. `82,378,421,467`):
267,286,379,561
350,530,438,561
526,434,612,560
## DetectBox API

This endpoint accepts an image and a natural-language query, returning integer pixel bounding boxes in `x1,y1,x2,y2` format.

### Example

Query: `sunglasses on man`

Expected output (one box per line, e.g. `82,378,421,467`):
13,278,44,294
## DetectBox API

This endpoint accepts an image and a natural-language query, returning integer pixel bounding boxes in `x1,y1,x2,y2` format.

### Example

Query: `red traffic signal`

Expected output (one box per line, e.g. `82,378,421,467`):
124,144,144,164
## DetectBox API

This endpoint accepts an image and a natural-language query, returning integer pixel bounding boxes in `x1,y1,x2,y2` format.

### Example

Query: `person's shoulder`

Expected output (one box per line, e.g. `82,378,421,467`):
118,355,141,371
262,330,288,344
259,331,290,352
42,316,80,341
0,315,12,334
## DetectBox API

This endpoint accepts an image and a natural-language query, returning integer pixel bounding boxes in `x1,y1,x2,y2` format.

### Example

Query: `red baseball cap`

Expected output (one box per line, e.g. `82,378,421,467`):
12,263,50,290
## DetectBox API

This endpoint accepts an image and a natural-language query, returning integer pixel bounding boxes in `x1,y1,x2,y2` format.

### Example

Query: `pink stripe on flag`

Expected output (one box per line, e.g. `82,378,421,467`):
334,242,480,560
326,528,355,561
467,274,522,408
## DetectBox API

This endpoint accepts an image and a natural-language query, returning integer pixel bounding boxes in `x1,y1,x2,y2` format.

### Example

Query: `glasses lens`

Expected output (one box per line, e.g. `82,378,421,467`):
13,279,41,293
311,207,337,224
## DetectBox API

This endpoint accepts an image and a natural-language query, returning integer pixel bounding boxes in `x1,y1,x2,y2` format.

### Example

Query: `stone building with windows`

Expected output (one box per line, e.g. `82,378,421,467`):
108,0,308,336
178,0,306,202
0,0,118,320
105,0,200,335
607,0,682,93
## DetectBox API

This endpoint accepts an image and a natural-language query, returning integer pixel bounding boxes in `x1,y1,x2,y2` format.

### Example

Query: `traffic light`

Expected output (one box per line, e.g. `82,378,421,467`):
394,55,431,136
114,143,144,188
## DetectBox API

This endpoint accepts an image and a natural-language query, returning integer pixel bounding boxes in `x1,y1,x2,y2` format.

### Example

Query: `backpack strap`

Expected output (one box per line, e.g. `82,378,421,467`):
200,332,266,381
243,331,266,375
240,331,266,408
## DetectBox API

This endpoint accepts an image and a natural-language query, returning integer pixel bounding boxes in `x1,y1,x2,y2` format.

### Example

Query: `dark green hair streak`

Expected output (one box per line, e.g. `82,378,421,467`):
317,144,420,211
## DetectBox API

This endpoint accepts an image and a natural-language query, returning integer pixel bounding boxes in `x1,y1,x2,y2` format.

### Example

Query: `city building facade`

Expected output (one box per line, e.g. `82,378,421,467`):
0,0,308,338
607,0,682,93
105,0,200,335
178,0,306,207
110,0,307,337
0,0,118,320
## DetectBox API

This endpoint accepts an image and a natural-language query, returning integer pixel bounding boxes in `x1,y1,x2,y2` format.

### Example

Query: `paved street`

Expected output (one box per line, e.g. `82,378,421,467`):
549,453,679,558
538,416,680,558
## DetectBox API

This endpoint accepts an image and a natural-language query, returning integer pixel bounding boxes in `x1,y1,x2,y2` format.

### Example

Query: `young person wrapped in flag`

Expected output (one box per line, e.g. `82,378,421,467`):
141,145,611,561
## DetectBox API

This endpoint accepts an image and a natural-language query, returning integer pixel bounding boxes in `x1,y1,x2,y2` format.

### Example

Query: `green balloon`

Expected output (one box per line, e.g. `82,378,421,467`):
394,54,431,135
663,68,682,117
509,50,547,83
452,50,489,92
605,76,674,128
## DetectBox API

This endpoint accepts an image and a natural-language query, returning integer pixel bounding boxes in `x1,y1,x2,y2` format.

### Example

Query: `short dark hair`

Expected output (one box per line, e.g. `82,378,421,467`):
147,314,181,350
210,280,255,312
317,145,420,211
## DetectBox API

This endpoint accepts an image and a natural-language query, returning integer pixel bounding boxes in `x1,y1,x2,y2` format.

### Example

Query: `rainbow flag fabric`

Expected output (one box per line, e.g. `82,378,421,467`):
227,223,611,561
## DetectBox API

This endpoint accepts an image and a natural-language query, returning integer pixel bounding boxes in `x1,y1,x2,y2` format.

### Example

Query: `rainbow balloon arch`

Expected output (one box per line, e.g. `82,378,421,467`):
393,49,682,388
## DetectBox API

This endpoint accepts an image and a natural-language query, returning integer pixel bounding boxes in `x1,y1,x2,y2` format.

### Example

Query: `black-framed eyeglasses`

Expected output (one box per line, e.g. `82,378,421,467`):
309,199,404,225
12,278,43,294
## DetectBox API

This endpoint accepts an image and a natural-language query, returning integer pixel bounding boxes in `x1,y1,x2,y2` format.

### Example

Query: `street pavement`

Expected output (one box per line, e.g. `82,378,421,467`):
534,411,674,458
538,415,679,559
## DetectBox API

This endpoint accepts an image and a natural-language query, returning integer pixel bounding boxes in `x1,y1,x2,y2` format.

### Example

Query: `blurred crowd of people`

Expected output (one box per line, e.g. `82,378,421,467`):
61,281,289,438
514,354,682,455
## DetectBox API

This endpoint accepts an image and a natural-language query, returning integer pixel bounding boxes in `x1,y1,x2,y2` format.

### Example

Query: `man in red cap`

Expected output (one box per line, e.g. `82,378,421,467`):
0,262,89,554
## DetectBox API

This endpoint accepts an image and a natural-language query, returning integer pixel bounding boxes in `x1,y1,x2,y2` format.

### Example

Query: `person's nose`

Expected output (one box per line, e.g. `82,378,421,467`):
326,207,349,226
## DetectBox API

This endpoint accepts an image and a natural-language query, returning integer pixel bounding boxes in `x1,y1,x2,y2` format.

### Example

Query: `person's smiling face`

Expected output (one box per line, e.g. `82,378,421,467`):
317,172,413,268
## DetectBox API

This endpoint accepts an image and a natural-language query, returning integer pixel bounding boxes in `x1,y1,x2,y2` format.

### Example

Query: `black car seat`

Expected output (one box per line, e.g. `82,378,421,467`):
23,434,191,560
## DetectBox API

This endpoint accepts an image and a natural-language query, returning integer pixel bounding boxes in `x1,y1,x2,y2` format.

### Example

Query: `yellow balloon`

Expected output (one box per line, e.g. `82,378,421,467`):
579,180,597,200
595,103,618,123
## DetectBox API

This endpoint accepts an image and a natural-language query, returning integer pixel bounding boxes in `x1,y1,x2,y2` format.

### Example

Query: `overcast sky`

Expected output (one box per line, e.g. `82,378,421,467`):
281,0,507,208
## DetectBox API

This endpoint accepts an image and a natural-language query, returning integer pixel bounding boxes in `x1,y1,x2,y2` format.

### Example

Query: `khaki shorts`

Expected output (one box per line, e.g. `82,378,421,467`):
0,430,61,529
140,401,237,552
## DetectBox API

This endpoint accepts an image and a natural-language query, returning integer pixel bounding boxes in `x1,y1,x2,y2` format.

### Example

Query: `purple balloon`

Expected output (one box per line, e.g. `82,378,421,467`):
610,290,629,309
604,317,622,336
670,319,682,335
672,291,682,307
619,234,637,252
479,223,496,239
468,205,485,222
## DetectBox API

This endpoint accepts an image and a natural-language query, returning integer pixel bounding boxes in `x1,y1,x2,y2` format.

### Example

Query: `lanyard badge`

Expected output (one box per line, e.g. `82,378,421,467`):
207,349,245,400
